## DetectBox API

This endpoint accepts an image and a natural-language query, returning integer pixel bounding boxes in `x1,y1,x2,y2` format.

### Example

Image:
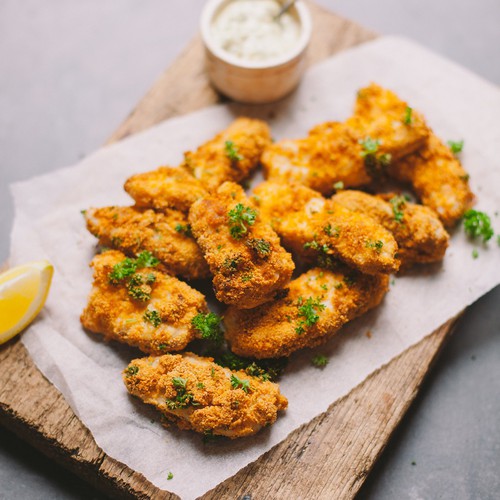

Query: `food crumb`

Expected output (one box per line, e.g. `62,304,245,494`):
167,472,174,480
366,331,372,339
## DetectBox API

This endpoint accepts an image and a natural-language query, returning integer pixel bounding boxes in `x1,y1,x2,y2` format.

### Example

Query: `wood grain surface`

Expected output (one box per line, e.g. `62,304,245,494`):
0,3,459,499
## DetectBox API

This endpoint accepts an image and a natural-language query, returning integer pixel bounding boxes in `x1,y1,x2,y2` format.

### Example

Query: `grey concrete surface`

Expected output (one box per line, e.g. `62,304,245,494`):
1,1,499,499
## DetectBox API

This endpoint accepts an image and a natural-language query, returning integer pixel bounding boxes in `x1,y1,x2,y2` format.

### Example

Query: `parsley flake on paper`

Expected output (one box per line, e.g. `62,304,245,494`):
463,209,494,243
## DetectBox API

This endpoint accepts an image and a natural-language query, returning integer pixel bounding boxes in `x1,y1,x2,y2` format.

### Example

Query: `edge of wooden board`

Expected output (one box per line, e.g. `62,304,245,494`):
0,318,459,499
0,2,460,499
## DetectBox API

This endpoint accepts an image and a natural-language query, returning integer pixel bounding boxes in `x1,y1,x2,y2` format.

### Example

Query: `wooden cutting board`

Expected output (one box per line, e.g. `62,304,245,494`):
0,3,461,498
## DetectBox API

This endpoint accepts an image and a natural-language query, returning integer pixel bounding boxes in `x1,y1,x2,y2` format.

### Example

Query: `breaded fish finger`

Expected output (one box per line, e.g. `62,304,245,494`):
332,190,449,267
81,250,208,354
387,135,474,227
261,125,372,193
253,181,399,275
189,182,295,308
84,205,210,281
123,352,288,438
224,267,389,358
124,166,207,214
182,117,272,192
262,84,430,194
351,83,430,159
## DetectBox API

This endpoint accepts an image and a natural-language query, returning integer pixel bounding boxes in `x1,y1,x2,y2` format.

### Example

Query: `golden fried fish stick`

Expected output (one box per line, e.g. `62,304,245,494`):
388,135,474,227
84,206,210,281
261,125,372,193
352,83,430,158
81,250,208,354
332,190,449,267
262,84,430,195
189,182,294,309
124,166,207,213
123,352,287,438
224,268,389,358
182,117,272,192
253,181,400,275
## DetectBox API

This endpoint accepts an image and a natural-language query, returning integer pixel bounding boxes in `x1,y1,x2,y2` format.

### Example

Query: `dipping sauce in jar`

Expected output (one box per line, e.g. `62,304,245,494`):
210,0,302,64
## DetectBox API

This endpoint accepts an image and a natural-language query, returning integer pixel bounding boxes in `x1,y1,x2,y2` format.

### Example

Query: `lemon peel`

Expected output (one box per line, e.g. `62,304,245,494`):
0,260,53,345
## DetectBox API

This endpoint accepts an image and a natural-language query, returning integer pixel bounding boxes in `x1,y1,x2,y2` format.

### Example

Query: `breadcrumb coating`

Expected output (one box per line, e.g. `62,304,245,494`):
123,352,287,438
84,205,210,281
224,268,389,358
253,181,399,275
332,190,449,267
182,117,272,192
189,182,294,308
124,166,207,214
81,250,207,354
388,135,474,227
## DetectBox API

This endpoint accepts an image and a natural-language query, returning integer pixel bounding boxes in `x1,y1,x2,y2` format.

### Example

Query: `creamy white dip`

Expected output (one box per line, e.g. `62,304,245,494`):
211,0,301,63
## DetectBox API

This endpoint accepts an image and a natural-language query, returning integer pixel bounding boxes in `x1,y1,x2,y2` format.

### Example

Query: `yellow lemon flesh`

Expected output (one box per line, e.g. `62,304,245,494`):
0,260,53,345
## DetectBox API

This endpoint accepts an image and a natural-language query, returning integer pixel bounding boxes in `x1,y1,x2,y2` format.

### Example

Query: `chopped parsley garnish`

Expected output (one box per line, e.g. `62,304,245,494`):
214,352,287,381
359,137,380,157
166,377,198,410
144,309,161,327
224,140,243,162
295,296,326,335
359,136,391,176
403,106,413,125
222,255,241,273
311,354,329,368
472,248,479,259
333,181,344,191
323,223,340,237
109,257,138,284
447,140,464,155
304,240,330,253
175,223,193,237
241,273,253,282
136,250,160,268
230,374,250,393
463,209,494,243
109,251,159,284
366,240,384,253
167,472,173,480
191,312,223,345
389,195,407,223
228,204,258,239
125,365,139,377
126,274,152,302
197,382,205,389
246,238,271,258
172,377,187,391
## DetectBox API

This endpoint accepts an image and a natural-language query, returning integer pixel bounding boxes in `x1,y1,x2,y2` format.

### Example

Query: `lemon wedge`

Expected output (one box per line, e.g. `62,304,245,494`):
0,260,53,345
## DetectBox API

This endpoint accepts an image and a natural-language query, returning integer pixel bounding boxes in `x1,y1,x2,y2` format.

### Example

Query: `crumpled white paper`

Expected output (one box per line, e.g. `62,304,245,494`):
9,37,500,499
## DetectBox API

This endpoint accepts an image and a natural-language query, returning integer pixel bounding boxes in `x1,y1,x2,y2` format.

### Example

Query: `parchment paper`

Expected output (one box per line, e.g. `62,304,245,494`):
9,37,500,499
